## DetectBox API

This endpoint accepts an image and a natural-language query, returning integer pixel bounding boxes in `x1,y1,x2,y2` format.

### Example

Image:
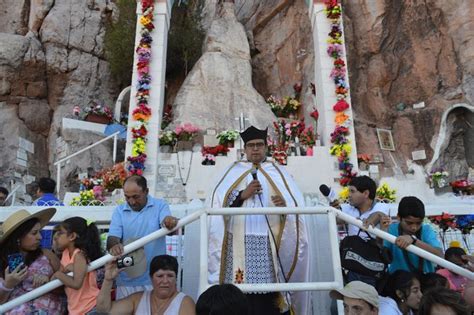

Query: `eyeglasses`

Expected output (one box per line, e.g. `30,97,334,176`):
246,142,265,149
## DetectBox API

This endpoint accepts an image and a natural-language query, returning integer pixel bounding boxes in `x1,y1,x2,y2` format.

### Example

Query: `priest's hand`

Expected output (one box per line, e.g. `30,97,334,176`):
271,195,286,207
241,180,261,201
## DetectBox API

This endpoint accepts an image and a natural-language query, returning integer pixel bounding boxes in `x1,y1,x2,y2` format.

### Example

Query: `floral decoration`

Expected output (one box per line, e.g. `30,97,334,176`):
428,212,457,251
159,130,177,146
216,130,239,146
266,95,301,118
202,145,229,156
375,183,396,203
338,186,350,202
325,0,356,186
80,163,127,193
126,0,155,176
450,179,472,196
70,189,103,206
175,123,200,141
299,126,316,146
73,102,113,122
456,215,474,250
428,168,449,188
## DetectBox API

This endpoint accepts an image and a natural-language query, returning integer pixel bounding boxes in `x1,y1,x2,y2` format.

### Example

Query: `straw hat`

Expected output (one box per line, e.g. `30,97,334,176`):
0,208,56,244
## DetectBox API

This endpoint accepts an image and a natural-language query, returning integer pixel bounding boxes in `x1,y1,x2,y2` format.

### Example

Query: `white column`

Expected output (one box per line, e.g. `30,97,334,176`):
307,1,358,176
125,0,172,193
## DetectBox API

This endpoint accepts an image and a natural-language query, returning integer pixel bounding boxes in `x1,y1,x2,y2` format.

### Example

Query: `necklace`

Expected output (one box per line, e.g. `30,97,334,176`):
150,290,177,315
176,150,193,186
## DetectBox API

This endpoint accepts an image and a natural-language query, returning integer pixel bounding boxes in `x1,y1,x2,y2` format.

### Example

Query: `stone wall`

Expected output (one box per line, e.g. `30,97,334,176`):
0,0,120,199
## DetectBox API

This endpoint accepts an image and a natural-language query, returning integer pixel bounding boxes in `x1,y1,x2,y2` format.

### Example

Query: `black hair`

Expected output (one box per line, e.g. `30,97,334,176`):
124,175,148,191
349,176,376,200
60,217,102,262
149,255,178,277
420,273,448,293
196,284,249,315
383,270,419,304
397,196,425,219
0,187,9,196
418,287,469,315
0,218,43,277
38,177,56,194
445,247,466,260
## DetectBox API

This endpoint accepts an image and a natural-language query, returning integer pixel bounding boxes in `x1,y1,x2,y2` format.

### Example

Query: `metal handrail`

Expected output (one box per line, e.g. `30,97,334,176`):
1,205,473,313
5,184,21,206
53,131,120,195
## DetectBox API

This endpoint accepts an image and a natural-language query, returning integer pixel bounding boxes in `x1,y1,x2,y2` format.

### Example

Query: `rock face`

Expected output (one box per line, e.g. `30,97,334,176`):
342,0,474,174
172,2,276,130
199,0,316,121
0,0,119,198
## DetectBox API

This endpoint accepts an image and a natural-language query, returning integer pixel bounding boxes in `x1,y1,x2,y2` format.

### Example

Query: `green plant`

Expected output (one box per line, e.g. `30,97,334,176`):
159,130,177,145
104,0,137,88
216,130,239,145
167,0,205,78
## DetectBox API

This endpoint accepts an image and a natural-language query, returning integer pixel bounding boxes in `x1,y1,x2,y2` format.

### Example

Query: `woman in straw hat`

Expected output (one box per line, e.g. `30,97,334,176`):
0,208,64,314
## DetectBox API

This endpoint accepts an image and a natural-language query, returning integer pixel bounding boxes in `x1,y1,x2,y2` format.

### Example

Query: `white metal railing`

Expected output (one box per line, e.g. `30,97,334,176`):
53,131,120,195
1,205,473,313
5,183,21,206
114,86,131,122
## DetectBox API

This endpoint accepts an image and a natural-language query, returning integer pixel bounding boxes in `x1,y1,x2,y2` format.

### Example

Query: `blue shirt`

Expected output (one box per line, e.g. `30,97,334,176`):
384,223,442,273
34,193,64,206
108,195,171,286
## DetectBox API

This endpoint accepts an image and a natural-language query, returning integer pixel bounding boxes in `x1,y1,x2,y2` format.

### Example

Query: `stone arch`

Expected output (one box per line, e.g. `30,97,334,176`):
428,103,474,182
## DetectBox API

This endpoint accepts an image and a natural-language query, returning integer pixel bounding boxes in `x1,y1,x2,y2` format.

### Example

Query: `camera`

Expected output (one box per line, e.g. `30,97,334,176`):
117,256,134,268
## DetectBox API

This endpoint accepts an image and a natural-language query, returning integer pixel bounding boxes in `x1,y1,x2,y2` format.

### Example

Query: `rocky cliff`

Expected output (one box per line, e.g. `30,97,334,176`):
0,0,120,198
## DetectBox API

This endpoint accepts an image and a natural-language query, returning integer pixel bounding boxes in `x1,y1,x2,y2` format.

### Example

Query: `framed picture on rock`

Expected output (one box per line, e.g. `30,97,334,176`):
376,128,395,151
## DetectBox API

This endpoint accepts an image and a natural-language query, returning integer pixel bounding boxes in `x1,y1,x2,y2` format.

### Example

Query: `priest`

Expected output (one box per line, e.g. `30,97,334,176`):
207,125,311,315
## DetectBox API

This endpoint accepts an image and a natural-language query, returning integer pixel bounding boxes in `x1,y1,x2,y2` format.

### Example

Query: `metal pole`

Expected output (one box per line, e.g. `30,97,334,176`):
327,210,344,288
113,134,117,163
56,163,61,195
198,213,209,295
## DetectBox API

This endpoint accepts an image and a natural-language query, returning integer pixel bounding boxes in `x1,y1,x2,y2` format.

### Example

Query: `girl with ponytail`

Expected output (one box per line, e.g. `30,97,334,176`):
52,217,103,315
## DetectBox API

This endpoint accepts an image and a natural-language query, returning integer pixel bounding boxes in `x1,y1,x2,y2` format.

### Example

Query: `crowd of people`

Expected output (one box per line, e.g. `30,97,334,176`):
0,125,472,314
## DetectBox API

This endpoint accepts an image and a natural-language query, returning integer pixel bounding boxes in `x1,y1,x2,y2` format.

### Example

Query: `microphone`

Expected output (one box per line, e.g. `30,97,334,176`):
251,165,262,196
319,184,337,202
251,165,258,180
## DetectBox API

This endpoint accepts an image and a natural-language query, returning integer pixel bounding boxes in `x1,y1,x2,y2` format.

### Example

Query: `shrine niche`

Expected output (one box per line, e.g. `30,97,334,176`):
430,105,474,184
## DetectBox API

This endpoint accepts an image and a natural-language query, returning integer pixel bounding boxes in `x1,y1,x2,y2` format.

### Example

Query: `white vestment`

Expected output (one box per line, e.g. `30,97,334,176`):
207,160,311,314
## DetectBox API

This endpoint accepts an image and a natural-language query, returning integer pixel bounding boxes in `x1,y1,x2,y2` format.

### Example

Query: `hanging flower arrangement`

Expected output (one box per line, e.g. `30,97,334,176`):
126,0,155,176
324,0,356,186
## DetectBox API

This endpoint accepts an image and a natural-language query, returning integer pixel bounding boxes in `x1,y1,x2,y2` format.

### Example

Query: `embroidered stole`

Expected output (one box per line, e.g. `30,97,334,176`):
223,169,284,284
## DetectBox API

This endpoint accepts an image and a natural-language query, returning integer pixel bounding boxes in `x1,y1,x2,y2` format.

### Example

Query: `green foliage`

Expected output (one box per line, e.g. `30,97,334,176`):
104,0,205,87
104,0,136,88
167,0,205,78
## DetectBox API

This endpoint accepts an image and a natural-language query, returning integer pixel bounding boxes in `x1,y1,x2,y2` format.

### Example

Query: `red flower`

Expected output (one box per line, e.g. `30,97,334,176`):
310,109,319,121
333,99,350,112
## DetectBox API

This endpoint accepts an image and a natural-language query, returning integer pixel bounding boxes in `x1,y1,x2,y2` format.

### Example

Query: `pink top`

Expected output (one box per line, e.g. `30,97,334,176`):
5,255,63,314
437,268,467,294
61,249,99,315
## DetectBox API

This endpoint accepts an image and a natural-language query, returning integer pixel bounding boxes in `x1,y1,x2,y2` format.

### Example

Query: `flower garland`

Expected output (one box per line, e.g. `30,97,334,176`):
126,0,155,176
324,0,356,186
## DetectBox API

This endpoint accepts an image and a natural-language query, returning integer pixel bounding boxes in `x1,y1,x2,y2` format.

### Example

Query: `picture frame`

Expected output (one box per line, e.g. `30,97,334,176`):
376,128,395,151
